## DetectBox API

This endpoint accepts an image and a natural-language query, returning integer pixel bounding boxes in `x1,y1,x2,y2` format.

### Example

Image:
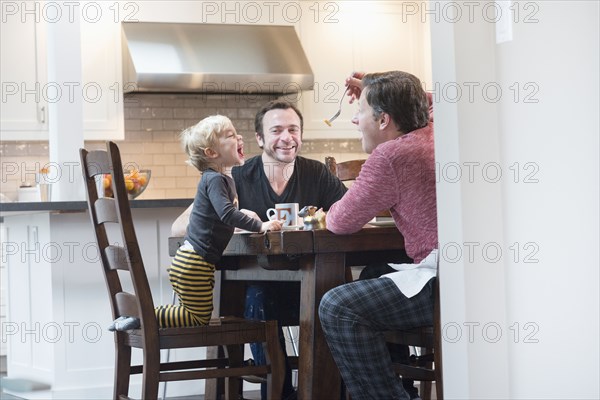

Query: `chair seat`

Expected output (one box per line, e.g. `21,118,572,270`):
123,318,277,349
384,326,434,349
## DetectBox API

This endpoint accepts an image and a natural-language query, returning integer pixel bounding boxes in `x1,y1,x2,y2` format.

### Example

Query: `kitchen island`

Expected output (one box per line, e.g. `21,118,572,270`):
0,199,207,399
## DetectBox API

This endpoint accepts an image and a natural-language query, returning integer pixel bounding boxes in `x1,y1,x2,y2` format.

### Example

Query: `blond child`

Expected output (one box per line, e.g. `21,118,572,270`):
154,115,282,327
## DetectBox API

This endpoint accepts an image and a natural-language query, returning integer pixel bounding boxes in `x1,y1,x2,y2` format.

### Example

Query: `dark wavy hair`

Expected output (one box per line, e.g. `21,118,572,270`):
254,100,304,142
362,71,429,134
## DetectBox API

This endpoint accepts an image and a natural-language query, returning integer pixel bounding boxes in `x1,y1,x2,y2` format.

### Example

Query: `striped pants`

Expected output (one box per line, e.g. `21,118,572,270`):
155,248,215,327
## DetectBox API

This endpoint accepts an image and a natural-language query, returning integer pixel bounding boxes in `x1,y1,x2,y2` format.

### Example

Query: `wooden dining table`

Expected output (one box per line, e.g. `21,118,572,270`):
169,224,406,399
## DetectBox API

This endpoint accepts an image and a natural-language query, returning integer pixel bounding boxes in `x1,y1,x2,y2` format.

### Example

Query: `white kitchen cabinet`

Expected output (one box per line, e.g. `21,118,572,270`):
298,1,433,139
0,6,124,141
79,8,125,140
0,16,48,140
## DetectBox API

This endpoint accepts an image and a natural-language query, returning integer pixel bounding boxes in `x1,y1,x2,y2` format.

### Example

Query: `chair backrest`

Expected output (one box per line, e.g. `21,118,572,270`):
80,141,159,337
325,156,366,182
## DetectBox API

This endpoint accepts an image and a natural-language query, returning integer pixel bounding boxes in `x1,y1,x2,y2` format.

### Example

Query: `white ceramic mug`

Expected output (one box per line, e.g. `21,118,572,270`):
266,203,300,227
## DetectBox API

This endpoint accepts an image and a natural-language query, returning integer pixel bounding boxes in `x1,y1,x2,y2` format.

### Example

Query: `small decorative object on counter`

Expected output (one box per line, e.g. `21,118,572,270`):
17,182,41,202
299,205,327,230
37,168,52,202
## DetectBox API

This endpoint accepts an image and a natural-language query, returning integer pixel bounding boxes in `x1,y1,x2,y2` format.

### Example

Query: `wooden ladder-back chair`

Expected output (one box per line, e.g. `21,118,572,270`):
326,156,443,400
80,141,285,400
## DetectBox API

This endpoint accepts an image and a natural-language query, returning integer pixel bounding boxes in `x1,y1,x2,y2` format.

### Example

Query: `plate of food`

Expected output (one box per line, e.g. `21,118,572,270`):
367,217,396,227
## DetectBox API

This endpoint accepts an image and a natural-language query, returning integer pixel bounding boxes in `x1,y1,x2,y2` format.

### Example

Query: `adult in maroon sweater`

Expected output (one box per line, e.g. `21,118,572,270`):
319,71,438,400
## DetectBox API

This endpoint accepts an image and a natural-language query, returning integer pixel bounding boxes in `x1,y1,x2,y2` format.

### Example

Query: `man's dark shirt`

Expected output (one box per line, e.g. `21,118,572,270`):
232,155,347,219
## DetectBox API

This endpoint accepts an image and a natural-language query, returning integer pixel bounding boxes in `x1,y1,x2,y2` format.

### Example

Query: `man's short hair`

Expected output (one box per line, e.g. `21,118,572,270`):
363,71,429,134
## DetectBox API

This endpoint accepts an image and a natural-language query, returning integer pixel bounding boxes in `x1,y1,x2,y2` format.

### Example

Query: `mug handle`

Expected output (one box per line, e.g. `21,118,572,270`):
266,208,277,221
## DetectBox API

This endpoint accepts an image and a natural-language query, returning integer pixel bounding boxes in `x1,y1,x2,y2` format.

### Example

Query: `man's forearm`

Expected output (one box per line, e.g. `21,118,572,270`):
171,204,193,236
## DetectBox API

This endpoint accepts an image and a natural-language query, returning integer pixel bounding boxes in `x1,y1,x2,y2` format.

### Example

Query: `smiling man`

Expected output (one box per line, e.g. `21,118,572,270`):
231,100,346,224
231,100,348,399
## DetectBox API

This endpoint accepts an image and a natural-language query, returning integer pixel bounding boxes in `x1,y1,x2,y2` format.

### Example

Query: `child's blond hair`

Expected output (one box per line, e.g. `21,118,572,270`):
180,115,233,171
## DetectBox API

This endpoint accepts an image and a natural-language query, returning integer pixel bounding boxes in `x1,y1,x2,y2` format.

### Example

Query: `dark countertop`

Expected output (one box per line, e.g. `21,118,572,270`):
0,198,193,219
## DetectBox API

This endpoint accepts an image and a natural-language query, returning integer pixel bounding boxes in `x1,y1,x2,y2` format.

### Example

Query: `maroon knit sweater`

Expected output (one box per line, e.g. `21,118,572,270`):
326,122,438,263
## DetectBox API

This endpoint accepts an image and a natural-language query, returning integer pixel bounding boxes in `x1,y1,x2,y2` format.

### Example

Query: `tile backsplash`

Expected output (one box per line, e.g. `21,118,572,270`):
1,93,365,201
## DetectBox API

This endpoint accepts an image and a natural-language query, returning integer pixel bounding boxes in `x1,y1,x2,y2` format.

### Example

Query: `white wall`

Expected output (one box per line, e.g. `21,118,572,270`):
432,1,599,399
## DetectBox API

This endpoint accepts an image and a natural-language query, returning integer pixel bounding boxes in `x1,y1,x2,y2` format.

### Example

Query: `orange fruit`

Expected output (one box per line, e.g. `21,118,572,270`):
103,176,111,189
124,178,134,192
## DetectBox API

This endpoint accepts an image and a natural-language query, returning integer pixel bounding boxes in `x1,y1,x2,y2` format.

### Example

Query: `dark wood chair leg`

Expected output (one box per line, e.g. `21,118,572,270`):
421,379,432,400
114,343,132,400
434,348,443,400
264,322,285,400
224,344,244,399
420,346,433,400
141,348,160,400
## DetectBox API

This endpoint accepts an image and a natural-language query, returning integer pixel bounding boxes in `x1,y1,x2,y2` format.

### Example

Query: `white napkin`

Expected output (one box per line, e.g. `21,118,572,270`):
381,249,438,298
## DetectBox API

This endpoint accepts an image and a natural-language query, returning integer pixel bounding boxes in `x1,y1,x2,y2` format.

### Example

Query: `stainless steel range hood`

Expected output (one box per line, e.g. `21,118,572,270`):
121,22,314,94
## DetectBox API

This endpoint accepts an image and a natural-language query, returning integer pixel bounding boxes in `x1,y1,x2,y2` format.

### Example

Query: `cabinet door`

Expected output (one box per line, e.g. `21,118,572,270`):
0,17,48,139
353,3,432,85
80,11,124,140
299,1,432,139
298,2,357,139
0,10,124,141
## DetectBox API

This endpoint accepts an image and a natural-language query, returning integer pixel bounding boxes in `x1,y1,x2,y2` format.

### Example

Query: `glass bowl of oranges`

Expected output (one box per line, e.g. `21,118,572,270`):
103,169,151,200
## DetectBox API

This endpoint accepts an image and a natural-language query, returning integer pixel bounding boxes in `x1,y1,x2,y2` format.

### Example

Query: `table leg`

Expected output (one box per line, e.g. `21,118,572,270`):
297,252,345,400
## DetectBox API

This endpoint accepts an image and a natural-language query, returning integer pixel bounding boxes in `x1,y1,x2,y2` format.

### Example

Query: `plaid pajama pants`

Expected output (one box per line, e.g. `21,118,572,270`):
319,276,435,400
